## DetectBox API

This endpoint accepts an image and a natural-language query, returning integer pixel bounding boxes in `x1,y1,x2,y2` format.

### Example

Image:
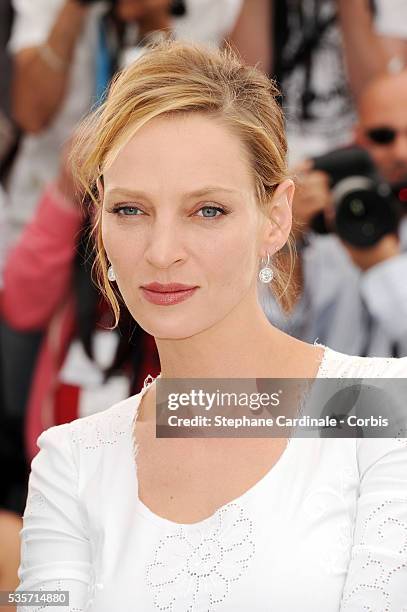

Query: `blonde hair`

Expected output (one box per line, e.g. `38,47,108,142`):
71,39,297,326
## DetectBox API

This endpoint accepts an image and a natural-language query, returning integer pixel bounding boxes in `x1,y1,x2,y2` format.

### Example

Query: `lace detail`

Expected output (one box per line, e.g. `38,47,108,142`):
145,503,255,611
16,579,84,612
339,486,407,609
358,498,407,554
340,551,407,612
68,411,129,451
313,340,331,378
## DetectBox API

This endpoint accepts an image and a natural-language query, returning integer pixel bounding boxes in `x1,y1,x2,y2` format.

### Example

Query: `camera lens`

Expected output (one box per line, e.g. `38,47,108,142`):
335,183,399,247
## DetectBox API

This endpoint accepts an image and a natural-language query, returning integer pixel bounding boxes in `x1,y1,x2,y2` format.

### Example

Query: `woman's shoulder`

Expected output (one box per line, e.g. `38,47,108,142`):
37,391,142,453
319,346,407,468
322,345,407,378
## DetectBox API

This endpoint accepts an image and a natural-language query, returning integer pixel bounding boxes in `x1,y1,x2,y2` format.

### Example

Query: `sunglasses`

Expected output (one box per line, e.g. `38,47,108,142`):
366,127,406,145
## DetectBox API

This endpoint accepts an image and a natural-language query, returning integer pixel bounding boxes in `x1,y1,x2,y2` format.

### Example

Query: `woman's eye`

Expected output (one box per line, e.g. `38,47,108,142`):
113,205,143,216
196,205,227,219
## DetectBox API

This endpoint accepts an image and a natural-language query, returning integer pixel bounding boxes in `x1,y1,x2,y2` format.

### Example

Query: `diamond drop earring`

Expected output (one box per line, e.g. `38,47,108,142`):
107,265,116,282
258,251,274,283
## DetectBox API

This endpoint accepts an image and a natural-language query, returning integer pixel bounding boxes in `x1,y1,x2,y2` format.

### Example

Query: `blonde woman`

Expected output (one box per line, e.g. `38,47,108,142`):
16,41,407,611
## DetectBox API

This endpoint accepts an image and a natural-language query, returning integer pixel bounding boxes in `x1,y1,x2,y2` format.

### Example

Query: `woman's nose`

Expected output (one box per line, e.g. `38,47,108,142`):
144,221,187,269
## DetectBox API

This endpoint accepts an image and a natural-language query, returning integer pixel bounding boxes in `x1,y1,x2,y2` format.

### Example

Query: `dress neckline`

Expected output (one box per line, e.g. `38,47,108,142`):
130,343,334,529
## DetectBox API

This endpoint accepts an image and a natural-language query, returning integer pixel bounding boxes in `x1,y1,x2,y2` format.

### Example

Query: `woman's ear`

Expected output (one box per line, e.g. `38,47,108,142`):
263,179,294,252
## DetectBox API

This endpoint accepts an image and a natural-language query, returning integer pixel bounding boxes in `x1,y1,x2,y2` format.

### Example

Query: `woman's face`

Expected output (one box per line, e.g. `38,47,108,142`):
101,113,288,339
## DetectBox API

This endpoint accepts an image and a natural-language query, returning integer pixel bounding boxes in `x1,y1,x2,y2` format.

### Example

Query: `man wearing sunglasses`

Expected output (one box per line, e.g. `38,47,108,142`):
355,72,407,186
258,69,407,359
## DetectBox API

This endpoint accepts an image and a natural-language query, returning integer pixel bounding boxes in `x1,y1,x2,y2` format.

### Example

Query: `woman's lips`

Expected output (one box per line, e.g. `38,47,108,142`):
140,287,198,305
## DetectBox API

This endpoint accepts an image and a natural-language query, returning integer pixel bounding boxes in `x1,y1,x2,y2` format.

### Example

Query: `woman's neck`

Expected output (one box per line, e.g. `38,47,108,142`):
153,299,321,380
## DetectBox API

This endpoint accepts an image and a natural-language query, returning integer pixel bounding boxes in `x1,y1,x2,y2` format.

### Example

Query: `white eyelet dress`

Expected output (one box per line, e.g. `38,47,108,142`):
16,345,407,611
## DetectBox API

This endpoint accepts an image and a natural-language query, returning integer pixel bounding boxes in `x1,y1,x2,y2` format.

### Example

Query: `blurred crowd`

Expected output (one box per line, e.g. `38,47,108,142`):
0,0,407,601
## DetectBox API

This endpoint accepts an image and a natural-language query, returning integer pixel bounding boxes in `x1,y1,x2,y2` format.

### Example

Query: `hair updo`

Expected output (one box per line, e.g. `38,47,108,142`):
72,39,297,325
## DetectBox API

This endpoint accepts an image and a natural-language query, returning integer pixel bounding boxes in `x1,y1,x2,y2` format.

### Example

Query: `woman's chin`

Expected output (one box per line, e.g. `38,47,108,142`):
132,314,204,340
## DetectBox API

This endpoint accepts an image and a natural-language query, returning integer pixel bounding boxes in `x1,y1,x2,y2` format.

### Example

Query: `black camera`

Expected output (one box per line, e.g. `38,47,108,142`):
77,0,187,16
310,146,406,248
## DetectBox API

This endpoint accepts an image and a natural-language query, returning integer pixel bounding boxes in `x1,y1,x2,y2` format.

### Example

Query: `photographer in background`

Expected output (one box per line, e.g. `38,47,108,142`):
227,0,407,357
260,69,407,358
228,0,407,165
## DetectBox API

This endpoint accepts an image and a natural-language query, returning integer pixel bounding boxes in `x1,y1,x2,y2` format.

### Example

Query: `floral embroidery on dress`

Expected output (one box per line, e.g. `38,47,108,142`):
339,547,407,612
145,503,255,611
357,497,407,554
339,497,407,610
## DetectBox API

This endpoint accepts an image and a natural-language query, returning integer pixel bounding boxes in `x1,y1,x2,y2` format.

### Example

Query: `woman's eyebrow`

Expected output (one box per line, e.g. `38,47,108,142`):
104,185,239,201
